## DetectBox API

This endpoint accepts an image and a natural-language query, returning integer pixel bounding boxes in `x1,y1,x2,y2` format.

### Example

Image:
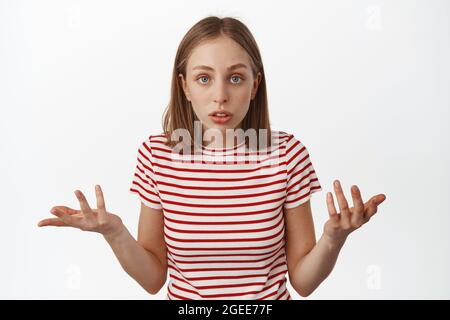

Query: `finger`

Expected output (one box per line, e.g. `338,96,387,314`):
50,205,79,216
50,205,97,216
326,192,339,221
334,180,351,227
74,189,95,219
333,180,350,212
350,185,365,227
95,185,107,222
364,194,386,220
50,208,82,227
38,218,70,227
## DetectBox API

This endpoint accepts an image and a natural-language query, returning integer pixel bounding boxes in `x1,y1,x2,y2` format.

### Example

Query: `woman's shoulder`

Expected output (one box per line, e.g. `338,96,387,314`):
272,129,290,140
271,129,300,146
147,132,168,145
271,129,313,161
137,132,171,154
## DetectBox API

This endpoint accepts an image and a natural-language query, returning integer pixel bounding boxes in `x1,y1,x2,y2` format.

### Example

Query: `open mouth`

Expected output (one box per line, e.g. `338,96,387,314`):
209,112,232,124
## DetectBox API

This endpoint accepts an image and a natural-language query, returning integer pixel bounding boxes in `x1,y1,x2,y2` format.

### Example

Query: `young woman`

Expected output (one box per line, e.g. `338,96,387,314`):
38,16,386,300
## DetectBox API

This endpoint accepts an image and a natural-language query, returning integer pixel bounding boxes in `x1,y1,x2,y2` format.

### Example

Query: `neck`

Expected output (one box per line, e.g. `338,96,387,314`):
202,126,243,149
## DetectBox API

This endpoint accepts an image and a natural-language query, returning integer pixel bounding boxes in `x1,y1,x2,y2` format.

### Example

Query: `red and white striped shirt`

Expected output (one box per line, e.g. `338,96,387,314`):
129,130,322,300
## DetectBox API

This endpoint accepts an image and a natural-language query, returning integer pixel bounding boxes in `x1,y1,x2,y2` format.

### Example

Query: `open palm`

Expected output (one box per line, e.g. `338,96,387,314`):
38,185,122,237
323,180,386,243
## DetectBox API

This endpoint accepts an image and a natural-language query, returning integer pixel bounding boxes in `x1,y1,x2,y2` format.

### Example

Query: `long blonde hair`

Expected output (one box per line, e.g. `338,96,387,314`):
161,16,272,152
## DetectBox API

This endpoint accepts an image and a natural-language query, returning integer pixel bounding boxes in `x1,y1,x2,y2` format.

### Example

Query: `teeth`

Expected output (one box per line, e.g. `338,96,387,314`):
214,113,228,117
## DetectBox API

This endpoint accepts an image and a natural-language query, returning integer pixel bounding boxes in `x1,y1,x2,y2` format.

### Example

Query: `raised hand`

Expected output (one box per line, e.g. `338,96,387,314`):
323,180,386,244
38,185,123,237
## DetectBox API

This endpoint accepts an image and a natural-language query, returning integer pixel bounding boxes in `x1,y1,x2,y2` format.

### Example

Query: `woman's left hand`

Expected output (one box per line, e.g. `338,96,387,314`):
323,179,386,244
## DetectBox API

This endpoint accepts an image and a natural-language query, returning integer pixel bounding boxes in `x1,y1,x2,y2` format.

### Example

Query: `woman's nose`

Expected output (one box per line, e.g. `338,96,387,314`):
213,80,229,104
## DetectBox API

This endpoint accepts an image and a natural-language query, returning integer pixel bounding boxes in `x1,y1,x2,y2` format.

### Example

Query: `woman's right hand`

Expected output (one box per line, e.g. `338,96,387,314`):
38,185,124,238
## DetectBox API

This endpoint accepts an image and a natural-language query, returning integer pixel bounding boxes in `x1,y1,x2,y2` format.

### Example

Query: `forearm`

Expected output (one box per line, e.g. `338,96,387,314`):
103,224,166,294
290,234,346,297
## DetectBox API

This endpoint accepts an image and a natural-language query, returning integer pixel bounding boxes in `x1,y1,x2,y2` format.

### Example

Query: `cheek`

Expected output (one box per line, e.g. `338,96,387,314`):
189,87,206,102
237,103,251,118
236,87,253,105
239,85,255,105
190,85,205,99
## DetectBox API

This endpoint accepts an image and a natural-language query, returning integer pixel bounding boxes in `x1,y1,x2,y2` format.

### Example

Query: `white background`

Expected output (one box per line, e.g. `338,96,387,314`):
1,0,449,299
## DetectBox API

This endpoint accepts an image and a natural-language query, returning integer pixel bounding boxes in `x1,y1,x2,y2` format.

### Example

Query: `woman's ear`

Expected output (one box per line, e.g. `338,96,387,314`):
251,72,262,100
178,73,191,101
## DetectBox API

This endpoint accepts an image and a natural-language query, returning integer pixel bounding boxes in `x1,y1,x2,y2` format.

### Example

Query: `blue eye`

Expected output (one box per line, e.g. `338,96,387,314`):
198,76,209,84
231,76,242,84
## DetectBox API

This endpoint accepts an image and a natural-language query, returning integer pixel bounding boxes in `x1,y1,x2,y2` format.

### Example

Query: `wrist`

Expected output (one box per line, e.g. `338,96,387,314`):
322,232,347,250
103,221,127,243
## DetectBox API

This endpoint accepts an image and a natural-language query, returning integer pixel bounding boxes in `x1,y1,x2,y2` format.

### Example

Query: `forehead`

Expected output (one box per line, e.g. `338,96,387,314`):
187,36,251,71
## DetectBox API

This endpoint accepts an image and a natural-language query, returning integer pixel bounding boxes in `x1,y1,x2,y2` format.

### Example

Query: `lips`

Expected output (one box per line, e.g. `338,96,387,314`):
208,110,232,117
209,111,232,124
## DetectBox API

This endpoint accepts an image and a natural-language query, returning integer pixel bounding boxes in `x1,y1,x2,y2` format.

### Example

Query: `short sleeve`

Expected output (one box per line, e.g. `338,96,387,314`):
129,138,163,210
283,134,322,209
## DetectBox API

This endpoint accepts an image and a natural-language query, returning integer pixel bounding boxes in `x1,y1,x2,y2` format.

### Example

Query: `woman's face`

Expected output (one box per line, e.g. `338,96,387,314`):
179,36,261,137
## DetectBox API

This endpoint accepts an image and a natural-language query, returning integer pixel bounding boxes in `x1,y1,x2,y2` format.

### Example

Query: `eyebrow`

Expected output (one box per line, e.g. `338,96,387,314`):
192,63,248,71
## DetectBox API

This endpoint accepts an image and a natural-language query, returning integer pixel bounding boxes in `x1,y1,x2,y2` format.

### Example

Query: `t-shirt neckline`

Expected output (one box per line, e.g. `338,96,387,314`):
201,140,246,151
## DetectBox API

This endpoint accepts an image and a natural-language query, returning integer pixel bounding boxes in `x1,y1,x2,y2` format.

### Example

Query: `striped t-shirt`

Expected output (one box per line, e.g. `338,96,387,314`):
129,130,322,300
